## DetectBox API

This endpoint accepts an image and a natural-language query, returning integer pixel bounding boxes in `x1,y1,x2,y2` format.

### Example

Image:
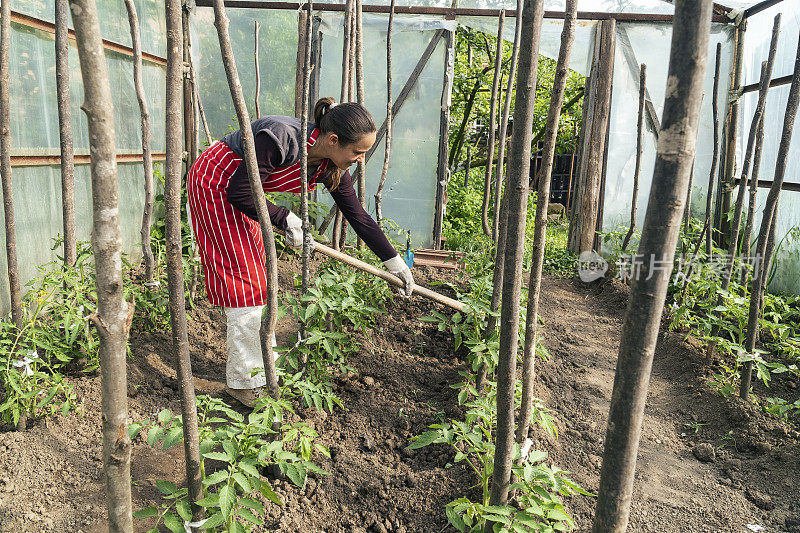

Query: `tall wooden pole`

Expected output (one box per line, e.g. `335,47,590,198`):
255,21,261,118
124,0,156,284
487,0,544,516
0,0,22,329
704,43,722,260
491,0,523,242
69,0,134,527
621,63,646,252
741,112,764,258
591,2,712,531
166,0,204,522
517,0,577,446
182,3,198,169
739,32,800,399
55,0,77,267
355,0,366,249
375,0,394,224
212,0,280,395
300,0,313,314
481,11,504,238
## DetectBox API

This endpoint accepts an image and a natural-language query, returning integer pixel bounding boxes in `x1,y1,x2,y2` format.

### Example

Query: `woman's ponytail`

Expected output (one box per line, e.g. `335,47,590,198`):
312,96,376,191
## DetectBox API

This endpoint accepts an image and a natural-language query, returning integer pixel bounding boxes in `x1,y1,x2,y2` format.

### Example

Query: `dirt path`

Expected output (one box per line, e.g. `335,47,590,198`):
0,262,797,532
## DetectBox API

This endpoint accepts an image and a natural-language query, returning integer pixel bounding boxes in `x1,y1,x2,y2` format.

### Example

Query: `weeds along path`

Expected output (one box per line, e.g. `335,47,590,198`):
0,258,798,532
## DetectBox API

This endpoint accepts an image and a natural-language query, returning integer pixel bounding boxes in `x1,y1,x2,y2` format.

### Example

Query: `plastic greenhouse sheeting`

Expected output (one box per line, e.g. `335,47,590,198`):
0,6,167,313
735,3,800,294
317,13,452,249
601,22,734,251
190,7,299,140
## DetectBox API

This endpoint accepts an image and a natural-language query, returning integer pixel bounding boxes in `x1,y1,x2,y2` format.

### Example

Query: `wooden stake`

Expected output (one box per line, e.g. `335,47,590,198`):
591,2,713,530
355,0,366,249
740,30,800,399
742,113,765,258
212,0,280,395
704,43,722,261
340,0,352,102
165,0,204,521
375,0,395,224
69,0,134,526
517,0,577,446
191,60,213,145
621,63,646,252
55,0,76,267
300,0,313,329
492,0,523,242
464,146,471,188
481,11,504,238
124,0,156,284
0,0,23,329
255,20,261,117
487,0,544,516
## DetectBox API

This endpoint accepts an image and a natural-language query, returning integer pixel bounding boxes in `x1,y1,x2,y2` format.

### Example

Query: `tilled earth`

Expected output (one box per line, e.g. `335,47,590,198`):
0,256,797,532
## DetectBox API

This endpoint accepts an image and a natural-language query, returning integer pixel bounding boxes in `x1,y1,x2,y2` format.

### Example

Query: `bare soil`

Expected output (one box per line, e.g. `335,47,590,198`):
0,256,798,532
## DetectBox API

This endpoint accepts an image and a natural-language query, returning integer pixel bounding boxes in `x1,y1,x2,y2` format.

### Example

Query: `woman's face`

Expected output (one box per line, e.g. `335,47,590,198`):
325,131,377,170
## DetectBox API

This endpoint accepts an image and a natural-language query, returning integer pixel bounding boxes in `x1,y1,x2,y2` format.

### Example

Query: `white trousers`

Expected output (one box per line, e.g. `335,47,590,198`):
224,305,276,389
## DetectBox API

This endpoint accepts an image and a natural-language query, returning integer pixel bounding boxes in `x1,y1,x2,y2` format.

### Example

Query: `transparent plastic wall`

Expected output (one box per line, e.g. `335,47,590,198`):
601,23,734,246
190,8,299,140
316,13,451,249
456,15,597,76
735,3,800,294
0,8,167,313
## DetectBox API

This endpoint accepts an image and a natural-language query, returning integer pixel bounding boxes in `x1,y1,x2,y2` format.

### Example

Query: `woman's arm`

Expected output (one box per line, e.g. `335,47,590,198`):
226,132,292,228
330,170,397,261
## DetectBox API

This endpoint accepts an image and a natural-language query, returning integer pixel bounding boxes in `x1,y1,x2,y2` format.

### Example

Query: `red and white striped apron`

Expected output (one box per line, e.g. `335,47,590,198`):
187,129,329,308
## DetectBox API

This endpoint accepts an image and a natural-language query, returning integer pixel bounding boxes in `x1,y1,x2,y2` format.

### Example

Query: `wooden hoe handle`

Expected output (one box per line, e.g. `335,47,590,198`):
312,242,466,312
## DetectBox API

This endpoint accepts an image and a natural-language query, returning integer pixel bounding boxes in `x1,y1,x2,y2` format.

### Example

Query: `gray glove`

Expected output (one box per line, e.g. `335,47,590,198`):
383,255,415,297
285,212,315,251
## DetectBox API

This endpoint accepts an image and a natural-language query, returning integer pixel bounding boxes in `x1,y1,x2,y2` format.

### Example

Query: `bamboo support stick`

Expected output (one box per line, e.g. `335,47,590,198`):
517,0,577,447
591,2,713,530
55,0,76,267
621,63,645,251
740,30,800,399
481,10,504,238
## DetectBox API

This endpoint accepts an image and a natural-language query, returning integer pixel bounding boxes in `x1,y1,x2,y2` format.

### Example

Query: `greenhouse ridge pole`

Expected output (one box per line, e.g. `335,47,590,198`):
69,0,135,526
212,0,281,395
591,1,713,531
517,0,577,446
124,0,156,284
0,0,23,330
55,0,77,267
166,0,205,521
487,0,544,515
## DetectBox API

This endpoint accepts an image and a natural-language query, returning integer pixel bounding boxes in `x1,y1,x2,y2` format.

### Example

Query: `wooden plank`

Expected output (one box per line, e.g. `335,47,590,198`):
365,29,445,163
9,10,167,66
7,152,167,166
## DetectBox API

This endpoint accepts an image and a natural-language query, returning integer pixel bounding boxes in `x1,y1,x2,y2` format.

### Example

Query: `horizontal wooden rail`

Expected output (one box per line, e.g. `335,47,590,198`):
194,0,731,23
7,10,167,67
733,178,800,193
7,152,167,167
741,73,793,95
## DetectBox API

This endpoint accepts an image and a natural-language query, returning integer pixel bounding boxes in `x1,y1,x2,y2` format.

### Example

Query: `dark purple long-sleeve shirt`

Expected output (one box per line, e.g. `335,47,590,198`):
224,130,397,262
